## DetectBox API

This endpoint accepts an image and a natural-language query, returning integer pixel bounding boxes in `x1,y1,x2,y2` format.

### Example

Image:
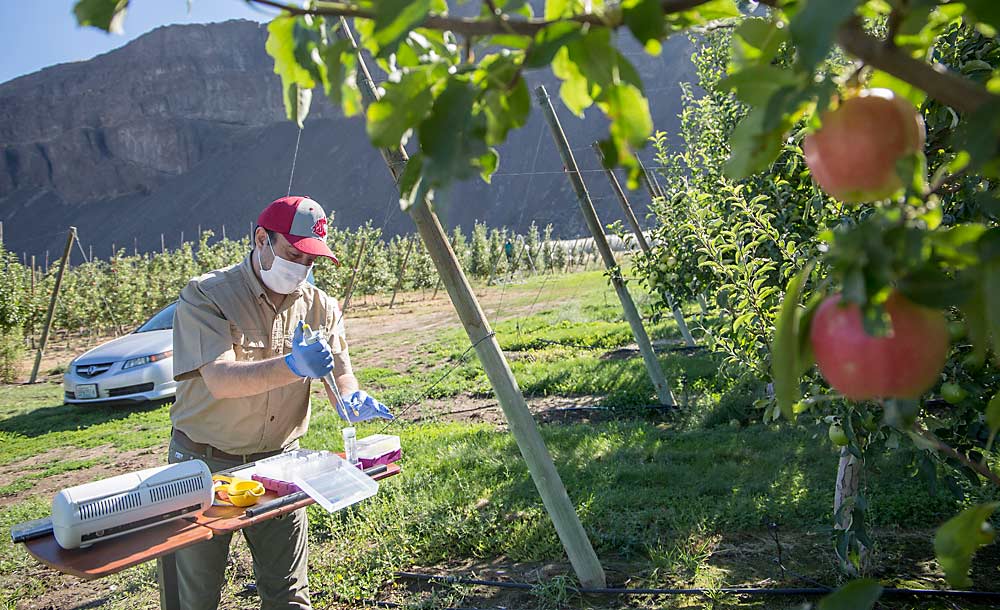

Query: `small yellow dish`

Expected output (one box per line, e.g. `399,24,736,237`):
226,480,265,507
212,475,265,507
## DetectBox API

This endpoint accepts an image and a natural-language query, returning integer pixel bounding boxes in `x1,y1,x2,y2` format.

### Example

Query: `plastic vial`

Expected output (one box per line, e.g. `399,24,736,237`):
342,427,358,465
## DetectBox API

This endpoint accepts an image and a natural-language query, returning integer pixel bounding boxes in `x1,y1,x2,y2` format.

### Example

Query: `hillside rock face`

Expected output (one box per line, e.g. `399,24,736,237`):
0,18,695,260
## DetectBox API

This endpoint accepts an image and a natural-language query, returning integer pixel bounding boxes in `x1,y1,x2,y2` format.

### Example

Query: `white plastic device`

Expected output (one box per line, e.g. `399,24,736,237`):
51,460,213,549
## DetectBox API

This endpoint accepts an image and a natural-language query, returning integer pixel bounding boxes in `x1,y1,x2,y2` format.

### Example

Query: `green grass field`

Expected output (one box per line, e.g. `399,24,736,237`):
2,269,998,609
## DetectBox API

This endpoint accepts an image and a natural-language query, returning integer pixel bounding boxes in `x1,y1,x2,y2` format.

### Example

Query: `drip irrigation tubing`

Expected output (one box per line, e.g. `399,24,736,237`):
533,338,706,353
394,571,1000,600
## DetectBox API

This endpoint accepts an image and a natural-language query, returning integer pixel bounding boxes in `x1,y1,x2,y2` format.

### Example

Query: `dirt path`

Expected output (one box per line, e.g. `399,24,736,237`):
0,445,164,509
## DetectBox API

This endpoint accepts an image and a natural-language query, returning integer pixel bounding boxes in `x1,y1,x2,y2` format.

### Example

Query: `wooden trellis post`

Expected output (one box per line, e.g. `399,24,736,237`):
30,228,75,383
336,19,606,588
389,236,414,309
537,86,677,407
634,153,666,200
341,236,367,315
593,143,695,348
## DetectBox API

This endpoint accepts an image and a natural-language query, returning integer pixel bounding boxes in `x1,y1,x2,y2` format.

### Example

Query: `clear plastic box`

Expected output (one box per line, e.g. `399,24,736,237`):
252,450,379,512
356,434,401,468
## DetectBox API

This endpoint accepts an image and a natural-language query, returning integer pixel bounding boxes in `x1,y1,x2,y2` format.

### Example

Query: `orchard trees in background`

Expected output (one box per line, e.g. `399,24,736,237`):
2,221,571,364
0,246,28,382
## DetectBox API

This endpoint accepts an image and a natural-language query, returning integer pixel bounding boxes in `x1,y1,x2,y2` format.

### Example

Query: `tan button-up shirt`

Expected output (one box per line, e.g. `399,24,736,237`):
170,255,348,455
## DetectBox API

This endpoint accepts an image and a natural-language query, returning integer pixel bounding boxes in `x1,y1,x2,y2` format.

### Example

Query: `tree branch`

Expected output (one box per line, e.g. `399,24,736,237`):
836,18,998,114
917,426,1000,488
251,0,1000,115
247,0,719,37
751,0,1000,114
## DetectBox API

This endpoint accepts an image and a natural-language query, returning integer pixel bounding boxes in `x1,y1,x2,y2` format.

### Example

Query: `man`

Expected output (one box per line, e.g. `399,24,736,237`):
160,195,391,610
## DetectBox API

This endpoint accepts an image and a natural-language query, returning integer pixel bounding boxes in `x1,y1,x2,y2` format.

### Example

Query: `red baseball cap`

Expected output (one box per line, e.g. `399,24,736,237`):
257,196,339,265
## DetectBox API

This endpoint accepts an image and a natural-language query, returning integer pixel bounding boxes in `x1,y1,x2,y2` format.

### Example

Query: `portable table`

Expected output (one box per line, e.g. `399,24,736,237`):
17,460,400,609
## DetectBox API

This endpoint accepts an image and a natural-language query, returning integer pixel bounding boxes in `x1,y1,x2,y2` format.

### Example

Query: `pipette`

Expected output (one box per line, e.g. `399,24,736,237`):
300,323,360,420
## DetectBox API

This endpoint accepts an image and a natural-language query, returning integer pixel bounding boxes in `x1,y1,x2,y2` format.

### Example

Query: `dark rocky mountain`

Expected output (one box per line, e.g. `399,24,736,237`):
0,18,695,260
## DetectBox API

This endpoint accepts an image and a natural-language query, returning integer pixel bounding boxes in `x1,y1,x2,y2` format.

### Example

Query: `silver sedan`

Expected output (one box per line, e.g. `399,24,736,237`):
63,303,177,405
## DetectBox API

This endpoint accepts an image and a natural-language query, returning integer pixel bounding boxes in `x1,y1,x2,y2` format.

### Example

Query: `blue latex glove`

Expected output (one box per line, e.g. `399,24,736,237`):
284,321,334,378
337,390,395,423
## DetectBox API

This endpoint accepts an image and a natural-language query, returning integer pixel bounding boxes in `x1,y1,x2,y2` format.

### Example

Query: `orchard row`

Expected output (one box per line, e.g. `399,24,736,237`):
0,220,595,348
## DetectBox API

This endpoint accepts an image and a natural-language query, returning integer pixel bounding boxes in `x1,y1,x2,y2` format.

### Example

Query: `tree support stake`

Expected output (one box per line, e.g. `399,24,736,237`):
537,86,677,407
30,228,75,383
335,19,606,589
594,143,695,348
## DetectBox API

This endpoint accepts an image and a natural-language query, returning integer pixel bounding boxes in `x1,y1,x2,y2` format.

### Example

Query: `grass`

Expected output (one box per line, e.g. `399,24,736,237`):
0,458,104,496
1,268,998,609
356,269,729,410
298,415,987,601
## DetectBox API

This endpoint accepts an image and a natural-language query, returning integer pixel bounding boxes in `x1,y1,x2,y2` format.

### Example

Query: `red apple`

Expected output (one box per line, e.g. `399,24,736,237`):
809,291,948,400
803,89,925,204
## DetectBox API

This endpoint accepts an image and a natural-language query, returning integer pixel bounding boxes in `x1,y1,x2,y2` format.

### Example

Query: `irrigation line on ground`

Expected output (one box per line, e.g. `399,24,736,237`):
395,571,1000,600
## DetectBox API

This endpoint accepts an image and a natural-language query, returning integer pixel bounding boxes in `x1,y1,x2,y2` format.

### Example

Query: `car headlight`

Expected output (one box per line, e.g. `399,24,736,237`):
122,350,173,370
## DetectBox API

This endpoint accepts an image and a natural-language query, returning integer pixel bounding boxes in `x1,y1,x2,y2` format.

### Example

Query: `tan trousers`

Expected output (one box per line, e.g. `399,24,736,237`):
157,437,311,610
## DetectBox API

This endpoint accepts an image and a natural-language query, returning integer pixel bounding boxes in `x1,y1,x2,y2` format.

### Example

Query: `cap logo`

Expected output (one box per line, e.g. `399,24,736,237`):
312,218,327,239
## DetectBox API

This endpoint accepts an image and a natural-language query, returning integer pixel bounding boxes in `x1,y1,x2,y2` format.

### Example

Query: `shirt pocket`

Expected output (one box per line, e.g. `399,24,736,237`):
231,328,269,362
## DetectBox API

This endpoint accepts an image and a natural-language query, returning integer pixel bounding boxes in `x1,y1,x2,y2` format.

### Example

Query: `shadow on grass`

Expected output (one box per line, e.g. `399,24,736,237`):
0,398,171,438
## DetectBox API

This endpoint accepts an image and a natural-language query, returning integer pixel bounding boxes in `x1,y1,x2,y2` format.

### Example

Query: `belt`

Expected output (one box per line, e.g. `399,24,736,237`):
171,429,288,464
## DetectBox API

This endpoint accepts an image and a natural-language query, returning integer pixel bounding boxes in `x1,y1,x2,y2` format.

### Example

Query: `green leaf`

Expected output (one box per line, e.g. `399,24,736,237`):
869,70,927,108
477,148,500,183
544,0,575,20
482,75,530,145
622,0,665,47
796,292,823,376
962,290,990,368
790,0,862,71
266,16,316,88
668,0,739,30
398,151,424,207
366,67,440,148
965,0,1000,31
319,37,362,117
986,392,1000,434
372,0,432,57
984,261,1000,362
266,15,317,126
552,48,592,117
568,29,643,92
717,65,799,107
934,503,999,588
731,17,788,68
817,579,883,610
897,267,975,308
600,83,653,151
283,83,312,129
772,262,814,420
418,78,488,184
724,106,786,178
74,0,129,34
524,22,583,69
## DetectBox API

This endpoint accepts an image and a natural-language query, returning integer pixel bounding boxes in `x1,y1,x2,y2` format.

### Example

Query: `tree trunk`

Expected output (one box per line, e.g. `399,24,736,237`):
833,448,869,574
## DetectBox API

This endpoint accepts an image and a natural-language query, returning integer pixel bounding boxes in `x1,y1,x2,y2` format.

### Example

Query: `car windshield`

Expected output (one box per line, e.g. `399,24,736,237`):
135,302,178,333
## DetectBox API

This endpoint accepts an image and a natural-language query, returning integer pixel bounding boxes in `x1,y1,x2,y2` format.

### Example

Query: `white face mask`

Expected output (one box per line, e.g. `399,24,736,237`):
257,235,312,294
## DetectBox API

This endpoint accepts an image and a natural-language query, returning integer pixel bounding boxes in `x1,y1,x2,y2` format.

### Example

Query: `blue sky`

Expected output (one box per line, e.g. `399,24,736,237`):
0,1,273,84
